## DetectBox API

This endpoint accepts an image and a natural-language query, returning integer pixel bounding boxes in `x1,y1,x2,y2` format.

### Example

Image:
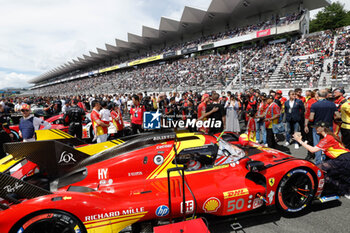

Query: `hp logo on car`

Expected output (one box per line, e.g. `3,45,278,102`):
155,205,169,217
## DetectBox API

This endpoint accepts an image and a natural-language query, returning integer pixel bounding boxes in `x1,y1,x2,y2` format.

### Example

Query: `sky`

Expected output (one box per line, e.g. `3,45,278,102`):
0,0,349,90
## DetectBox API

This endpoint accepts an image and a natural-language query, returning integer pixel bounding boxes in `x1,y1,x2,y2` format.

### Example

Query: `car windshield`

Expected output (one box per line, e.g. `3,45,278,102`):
215,139,246,166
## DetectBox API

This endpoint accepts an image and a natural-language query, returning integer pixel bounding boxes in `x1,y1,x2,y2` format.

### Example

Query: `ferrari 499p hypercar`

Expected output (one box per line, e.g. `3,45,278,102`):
0,131,325,233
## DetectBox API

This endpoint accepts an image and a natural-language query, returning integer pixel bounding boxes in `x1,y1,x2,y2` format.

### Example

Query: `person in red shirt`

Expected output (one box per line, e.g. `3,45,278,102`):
275,90,287,106
247,109,256,142
90,100,109,143
293,122,350,198
304,91,317,160
130,94,145,135
295,88,306,103
264,95,281,148
76,96,87,112
197,93,218,133
111,104,124,138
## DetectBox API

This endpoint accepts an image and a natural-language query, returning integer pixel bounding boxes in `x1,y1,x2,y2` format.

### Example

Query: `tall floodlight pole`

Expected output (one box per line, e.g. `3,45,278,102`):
239,52,243,93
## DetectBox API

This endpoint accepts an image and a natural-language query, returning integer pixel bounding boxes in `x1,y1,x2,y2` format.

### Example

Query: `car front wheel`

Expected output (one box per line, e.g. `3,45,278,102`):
10,210,86,233
276,168,316,215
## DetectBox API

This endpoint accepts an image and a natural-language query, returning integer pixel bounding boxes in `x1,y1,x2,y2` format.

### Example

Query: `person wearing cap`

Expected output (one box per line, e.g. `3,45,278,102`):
340,98,350,149
333,88,347,136
19,104,51,142
305,89,340,164
276,90,287,106
293,122,350,199
264,95,281,148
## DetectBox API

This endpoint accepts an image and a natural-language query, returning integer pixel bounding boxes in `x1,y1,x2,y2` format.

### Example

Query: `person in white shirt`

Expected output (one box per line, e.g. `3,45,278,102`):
61,99,71,114
99,101,111,123
19,104,51,142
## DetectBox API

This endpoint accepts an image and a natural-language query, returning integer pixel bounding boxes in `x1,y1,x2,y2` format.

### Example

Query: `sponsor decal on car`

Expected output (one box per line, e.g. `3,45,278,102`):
128,172,143,176
317,170,322,177
58,151,76,164
223,188,249,199
203,197,221,213
268,190,275,204
181,200,194,214
98,168,109,180
156,144,172,149
85,207,146,221
153,155,164,165
3,182,23,193
155,205,169,217
319,179,325,188
269,178,275,187
253,198,264,209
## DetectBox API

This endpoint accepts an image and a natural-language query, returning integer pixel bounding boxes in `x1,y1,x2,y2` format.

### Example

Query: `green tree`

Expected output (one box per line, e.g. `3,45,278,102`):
310,1,349,32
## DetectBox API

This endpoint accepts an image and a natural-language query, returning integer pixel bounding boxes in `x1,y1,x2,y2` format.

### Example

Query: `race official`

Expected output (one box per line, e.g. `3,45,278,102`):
63,99,85,139
19,104,51,142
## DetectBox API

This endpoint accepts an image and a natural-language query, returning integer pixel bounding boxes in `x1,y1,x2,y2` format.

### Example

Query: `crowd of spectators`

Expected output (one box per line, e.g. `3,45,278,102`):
279,55,323,88
2,86,350,198
236,43,288,88
289,30,334,57
36,10,305,88
332,27,350,84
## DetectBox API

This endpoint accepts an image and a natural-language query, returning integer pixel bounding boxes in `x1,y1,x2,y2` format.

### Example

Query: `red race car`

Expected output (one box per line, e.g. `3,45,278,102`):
9,114,131,141
0,131,325,233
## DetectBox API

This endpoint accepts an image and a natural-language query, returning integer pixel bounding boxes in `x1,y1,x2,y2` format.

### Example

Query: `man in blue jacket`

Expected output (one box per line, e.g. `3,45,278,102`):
284,90,305,149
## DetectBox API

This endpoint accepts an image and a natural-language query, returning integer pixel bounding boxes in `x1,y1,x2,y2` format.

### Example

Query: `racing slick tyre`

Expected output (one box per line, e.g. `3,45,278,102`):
276,168,316,216
10,210,86,233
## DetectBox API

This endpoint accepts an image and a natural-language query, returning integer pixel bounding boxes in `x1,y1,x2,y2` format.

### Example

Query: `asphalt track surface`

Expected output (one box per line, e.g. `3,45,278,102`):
208,143,350,233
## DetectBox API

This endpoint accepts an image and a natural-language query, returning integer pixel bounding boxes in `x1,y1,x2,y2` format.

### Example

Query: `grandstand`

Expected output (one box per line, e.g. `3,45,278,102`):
29,0,333,95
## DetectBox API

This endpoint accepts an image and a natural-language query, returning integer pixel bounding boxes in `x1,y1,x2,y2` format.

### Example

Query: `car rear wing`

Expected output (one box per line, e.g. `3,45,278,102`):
0,172,52,209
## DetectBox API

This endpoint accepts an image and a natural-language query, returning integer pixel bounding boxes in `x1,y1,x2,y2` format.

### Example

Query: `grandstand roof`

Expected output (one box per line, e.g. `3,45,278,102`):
30,0,330,84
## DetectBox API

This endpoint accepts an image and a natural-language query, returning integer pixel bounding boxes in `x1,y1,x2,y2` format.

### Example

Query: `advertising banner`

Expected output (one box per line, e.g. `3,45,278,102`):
163,51,176,58
201,43,214,50
99,65,119,73
256,29,271,38
128,55,162,66
181,46,198,55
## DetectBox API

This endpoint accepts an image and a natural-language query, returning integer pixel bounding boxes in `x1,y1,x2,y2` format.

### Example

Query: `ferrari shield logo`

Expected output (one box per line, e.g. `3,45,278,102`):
269,178,275,187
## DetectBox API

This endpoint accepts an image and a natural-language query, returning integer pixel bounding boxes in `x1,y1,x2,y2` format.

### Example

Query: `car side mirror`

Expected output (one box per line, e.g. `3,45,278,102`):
246,160,265,172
